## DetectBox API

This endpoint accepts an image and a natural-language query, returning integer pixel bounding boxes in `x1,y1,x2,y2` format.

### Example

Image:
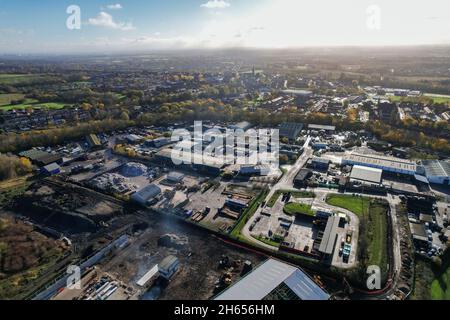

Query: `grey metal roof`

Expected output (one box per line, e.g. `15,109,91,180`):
284,269,330,301
308,124,336,131
159,255,179,271
133,184,161,201
215,259,329,301
319,216,340,255
350,165,382,184
345,153,417,172
43,163,60,172
312,157,331,164
422,160,450,178
279,122,304,140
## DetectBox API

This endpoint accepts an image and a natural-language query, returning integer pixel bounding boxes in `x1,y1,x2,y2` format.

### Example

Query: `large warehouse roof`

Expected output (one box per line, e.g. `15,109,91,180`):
319,216,340,255
215,259,329,301
132,184,161,204
156,148,225,169
422,160,450,178
279,122,304,140
308,124,336,131
350,165,383,184
345,153,417,173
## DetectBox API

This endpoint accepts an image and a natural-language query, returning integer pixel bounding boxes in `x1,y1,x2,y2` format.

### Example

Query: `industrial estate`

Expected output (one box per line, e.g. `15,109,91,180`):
0,1,449,305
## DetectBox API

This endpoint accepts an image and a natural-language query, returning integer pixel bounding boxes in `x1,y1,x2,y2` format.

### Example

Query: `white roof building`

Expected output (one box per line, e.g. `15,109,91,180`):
350,165,383,185
215,259,329,301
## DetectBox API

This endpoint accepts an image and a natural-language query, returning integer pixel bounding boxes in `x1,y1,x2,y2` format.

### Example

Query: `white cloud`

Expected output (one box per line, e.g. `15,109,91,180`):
201,0,231,9
88,12,135,31
106,4,123,10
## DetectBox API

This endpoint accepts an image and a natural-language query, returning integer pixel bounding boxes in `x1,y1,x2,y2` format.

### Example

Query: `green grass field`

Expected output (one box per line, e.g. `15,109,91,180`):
326,194,388,274
0,101,69,111
389,95,450,105
0,74,54,86
431,264,450,300
0,93,27,106
326,194,371,216
283,202,315,217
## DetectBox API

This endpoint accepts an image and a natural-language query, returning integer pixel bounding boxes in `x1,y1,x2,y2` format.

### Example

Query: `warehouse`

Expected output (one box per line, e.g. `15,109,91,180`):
136,265,159,287
41,163,61,176
19,149,63,167
282,89,313,103
215,259,329,300
294,169,313,188
350,165,383,185
279,122,304,142
166,172,185,184
239,165,270,176
343,153,417,176
311,157,330,171
131,184,162,206
319,216,340,257
158,255,180,280
229,121,252,132
154,148,224,176
421,160,450,185
86,134,102,149
308,124,336,132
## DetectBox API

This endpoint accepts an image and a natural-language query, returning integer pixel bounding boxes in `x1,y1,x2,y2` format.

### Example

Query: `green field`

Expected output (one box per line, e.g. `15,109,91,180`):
283,202,315,217
389,95,450,105
0,93,27,106
0,101,69,111
0,74,54,86
326,194,371,216
430,258,450,300
413,252,450,300
326,194,388,274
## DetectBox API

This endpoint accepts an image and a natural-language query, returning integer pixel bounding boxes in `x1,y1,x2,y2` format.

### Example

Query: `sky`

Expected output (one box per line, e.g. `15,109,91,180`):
0,0,449,54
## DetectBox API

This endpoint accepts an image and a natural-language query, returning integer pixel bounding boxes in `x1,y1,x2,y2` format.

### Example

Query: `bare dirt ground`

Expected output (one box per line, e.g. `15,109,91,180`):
100,213,266,300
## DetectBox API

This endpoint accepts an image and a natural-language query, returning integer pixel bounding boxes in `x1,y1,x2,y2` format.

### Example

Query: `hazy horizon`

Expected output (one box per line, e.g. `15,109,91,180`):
0,0,449,54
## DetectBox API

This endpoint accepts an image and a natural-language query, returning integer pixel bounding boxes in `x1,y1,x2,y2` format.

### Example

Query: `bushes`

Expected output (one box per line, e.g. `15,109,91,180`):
0,155,32,181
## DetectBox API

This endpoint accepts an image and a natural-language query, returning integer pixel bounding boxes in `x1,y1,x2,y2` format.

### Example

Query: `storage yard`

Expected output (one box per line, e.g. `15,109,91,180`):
53,214,266,300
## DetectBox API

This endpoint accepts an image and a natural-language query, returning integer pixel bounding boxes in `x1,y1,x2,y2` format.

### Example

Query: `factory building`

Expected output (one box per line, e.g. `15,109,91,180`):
166,172,185,184
239,165,271,176
318,215,340,257
311,157,330,171
154,148,224,176
343,153,417,176
281,89,313,103
279,122,304,142
86,134,102,149
158,255,180,280
350,165,383,186
19,149,63,167
215,259,329,300
131,184,162,206
308,124,336,132
294,169,313,188
41,163,61,176
229,121,253,132
421,160,450,185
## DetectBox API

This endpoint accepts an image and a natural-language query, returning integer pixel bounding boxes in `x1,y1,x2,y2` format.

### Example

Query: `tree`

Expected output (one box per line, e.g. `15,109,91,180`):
279,154,289,164
120,111,130,121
